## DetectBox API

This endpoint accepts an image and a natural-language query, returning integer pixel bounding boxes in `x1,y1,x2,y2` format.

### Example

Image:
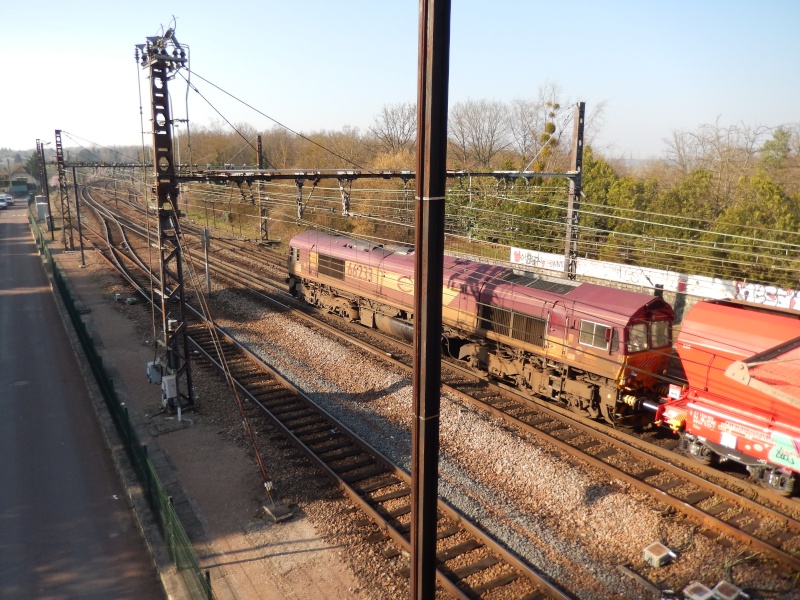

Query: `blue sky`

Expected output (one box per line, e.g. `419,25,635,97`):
2,1,798,159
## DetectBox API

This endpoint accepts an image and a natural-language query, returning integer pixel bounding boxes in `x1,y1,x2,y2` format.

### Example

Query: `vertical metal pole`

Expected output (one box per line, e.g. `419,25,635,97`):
412,1,450,598
563,101,585,280
55,130,74,251
295,179,304,220
256,135,267,241
37,140,55,240
203,228,211,295
143,37,195,408
72,167,86,267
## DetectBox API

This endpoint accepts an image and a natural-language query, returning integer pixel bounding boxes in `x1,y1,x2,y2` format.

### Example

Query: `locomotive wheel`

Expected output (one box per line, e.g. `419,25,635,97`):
566,394,599,419
600,404,617,426
566,394,583,415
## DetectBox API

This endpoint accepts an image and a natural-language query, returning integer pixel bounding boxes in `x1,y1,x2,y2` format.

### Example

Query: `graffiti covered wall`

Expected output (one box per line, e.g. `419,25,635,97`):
509,247,800,311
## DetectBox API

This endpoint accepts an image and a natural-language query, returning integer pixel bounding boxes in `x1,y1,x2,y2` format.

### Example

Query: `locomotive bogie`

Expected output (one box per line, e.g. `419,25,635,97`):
680,432,798,495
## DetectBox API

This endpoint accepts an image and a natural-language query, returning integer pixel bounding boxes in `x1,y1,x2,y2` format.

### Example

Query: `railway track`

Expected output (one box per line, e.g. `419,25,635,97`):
295,303,800,574
79,182,572,598
188,322,569,599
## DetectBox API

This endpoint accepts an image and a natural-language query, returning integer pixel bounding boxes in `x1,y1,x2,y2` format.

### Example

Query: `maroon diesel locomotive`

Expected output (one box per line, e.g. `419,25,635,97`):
287,230,674,426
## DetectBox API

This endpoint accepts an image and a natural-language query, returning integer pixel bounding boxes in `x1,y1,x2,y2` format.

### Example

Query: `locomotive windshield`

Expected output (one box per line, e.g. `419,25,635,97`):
651,320,672,348
627,323,648,352
626,320,672,353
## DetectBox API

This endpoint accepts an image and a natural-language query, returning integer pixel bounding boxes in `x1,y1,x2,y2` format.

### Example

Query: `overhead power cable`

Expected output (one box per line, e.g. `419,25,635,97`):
174,71,269,167
61,131,142,164
182,69,370,171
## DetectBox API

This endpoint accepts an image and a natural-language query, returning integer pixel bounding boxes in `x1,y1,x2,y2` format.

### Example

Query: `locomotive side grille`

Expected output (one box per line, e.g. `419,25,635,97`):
318,254,345,280
479,304,546,348
512,313,546,348
479,304,511,337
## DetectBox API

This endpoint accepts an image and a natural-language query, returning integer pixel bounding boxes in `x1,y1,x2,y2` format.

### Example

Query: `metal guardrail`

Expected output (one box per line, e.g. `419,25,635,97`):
29,210,214,600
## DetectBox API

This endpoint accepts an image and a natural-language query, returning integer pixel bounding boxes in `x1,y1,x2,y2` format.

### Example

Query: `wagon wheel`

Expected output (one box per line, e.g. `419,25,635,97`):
764,470,797,497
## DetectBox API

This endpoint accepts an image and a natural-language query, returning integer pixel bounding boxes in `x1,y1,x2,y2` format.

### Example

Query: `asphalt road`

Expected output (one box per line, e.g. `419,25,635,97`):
0,202,164,599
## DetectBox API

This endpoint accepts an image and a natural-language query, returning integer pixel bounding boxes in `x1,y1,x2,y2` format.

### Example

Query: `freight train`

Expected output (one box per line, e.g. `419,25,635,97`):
287,230,800,494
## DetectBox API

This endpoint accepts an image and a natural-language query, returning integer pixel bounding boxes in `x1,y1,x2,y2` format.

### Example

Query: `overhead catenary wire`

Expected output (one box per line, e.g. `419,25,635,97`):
179,69,371,172
89,164,800,287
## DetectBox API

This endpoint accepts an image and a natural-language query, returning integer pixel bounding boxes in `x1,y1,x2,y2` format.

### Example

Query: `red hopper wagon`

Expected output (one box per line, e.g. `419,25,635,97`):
657,299,800,494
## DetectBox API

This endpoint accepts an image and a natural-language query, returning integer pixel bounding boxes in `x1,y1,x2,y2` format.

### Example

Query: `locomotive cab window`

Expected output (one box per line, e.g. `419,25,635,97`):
627,322,649,352
651,320,672,348
290,248,300,262
579,320,617,351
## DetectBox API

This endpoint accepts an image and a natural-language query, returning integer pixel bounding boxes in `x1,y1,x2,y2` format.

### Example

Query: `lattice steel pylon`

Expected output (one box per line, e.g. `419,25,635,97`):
54,130,74,251
136,29,195,409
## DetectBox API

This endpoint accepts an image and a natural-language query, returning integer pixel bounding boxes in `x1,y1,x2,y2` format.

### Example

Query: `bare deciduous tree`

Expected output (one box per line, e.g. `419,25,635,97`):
506,82,584,173
448,99,510,169
369,102,416,155
785,123,800,155
663,129,695,174
663,118,771,201
507,97,544,166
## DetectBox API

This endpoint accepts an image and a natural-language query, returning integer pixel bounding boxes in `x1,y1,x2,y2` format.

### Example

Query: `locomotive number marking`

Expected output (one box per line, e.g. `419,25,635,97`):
347,263,374,283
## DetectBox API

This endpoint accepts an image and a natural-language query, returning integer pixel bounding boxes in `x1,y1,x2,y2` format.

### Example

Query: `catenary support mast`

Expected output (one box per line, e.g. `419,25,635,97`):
563,101,585,280
54,130,74,251
136,30,195,408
